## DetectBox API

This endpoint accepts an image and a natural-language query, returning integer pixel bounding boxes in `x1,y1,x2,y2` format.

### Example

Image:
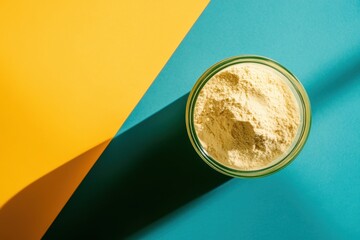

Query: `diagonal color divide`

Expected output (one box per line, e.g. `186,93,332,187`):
0,0,208,239
47,0,360,238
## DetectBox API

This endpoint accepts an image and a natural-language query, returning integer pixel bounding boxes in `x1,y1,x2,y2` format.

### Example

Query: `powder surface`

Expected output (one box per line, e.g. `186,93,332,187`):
194,63,300,170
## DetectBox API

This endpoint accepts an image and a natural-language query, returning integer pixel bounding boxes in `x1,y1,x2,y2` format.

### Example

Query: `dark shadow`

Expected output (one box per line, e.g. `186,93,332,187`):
0,140,110,240
44,94,230,239
42,49,360,240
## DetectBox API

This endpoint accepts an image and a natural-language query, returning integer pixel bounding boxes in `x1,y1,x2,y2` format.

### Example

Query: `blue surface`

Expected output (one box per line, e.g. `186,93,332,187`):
120,0,360,239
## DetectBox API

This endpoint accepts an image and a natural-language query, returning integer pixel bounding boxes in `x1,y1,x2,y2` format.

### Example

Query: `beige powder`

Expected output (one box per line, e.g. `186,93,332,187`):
194,63,300,170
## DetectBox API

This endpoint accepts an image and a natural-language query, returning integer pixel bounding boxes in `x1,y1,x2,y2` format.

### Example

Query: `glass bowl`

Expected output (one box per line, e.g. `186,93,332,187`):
185,55,311,178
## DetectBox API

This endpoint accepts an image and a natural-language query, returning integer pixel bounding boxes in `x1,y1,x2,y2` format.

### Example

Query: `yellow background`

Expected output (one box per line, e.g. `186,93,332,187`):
0,0,208,207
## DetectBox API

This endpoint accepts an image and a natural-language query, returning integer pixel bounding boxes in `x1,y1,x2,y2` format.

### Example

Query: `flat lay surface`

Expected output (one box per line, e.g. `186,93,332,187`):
1,0,360,239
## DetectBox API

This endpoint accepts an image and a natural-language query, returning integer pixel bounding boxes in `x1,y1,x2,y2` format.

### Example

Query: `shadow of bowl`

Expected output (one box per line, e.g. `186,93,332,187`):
44,93,230,239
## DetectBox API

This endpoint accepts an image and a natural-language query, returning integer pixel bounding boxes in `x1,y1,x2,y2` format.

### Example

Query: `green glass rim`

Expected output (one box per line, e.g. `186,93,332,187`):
185,55,312,178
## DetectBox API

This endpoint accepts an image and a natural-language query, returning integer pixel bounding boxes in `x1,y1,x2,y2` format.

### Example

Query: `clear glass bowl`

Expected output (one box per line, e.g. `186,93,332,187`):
185,55,311,178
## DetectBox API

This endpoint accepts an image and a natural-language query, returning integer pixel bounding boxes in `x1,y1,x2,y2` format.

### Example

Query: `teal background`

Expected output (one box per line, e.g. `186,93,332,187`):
46,0,360,239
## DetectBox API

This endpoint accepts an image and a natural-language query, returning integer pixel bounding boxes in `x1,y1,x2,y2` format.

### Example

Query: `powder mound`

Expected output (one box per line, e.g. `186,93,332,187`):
194,63,300,170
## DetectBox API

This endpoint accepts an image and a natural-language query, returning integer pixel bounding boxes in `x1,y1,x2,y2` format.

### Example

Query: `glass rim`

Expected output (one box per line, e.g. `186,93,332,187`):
185,55,312,178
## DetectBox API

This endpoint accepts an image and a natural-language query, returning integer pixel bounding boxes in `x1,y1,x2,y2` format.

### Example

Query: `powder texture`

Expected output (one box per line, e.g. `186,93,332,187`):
194,63,300,170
